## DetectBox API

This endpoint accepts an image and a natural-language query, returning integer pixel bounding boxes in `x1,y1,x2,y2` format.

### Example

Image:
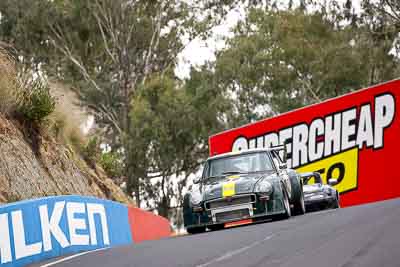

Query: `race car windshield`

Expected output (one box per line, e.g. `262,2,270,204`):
207,152,274,178
303,174,323,185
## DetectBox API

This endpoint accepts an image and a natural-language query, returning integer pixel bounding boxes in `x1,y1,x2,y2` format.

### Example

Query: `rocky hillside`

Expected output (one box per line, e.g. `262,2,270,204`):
0,113,133,204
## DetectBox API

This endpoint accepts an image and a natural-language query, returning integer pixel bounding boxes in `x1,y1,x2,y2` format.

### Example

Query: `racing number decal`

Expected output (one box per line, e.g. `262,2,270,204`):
296,148,359,194
223,182,236,197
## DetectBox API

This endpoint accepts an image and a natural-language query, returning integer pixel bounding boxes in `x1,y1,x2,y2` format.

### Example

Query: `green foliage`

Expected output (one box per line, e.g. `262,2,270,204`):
209,7,400,126
128,74,225,216
0,0,58,68
17,77,56,123
100,152,124,178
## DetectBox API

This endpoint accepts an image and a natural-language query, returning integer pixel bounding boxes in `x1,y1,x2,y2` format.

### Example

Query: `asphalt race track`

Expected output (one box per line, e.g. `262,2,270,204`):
31,198,400,267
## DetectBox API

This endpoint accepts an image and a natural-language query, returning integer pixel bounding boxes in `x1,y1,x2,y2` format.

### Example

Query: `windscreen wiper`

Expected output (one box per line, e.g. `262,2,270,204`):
204,171,242,181
221,171,243,175
203,175,223,181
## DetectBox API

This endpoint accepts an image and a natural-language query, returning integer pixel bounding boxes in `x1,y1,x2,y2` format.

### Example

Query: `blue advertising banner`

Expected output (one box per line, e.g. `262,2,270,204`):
0,195,133,267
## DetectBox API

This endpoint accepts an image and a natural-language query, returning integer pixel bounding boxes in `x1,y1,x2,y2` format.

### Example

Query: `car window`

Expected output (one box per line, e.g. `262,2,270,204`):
207,152,274,177
304,174,322,185
304,176,316,185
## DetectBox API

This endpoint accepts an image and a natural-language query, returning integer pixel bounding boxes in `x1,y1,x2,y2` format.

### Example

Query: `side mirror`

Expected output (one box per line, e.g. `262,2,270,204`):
193,177,201,184
328,179,338,186
279,163,287,170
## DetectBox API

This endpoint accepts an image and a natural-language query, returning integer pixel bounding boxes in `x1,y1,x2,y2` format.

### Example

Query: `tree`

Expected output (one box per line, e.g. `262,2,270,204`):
208,7,400,126
363,0,400,26
0,0,54,67
0,0,240,206
359,0,400,84
129,73,225,219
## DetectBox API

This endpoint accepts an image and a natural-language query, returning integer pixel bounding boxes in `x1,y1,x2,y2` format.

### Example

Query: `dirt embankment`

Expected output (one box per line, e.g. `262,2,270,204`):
0,48,132,205
0,113,132,204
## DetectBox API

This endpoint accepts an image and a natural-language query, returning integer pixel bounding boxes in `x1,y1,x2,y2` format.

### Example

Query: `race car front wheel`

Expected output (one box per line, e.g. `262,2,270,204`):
187,226,206,234
208,224,224,231
332,194,340,209
292,187,306,215
276,188,291,220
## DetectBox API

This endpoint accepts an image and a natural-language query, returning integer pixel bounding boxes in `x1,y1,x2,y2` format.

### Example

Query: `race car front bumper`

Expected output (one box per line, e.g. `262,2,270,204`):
184,194,287,230
304,195,336,211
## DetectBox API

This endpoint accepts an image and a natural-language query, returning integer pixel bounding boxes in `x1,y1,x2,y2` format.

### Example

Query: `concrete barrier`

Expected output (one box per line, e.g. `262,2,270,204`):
0,195,171,267
128,207,171,243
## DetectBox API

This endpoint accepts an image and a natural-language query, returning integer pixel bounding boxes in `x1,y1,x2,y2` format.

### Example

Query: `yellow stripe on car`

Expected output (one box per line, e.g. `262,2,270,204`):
223,182,236,197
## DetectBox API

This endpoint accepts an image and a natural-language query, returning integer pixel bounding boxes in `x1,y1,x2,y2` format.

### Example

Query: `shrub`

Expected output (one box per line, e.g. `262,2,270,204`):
100,151,124,178
17,75,56,123
0,48,56,122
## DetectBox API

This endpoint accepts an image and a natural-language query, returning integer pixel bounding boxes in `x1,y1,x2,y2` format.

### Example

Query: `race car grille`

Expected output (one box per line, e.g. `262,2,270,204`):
206,194,255,210
215,209,250,223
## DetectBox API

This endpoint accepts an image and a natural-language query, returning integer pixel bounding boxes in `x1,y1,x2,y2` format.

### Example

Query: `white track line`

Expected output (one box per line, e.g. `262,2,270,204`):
39,247,109,267
196,234,275,267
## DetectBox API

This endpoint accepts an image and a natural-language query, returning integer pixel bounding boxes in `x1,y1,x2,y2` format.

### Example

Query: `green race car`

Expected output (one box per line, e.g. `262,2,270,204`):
183,147,305,234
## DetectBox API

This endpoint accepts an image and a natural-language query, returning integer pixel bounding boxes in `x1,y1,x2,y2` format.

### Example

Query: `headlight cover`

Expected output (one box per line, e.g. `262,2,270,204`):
254,180,273,195
323,188,332,195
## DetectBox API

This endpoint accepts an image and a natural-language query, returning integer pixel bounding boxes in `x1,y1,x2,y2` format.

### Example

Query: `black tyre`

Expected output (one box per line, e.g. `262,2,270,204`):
186,226,206,234
332,193,340,209
276,188,291,220
208,224,224,231
292,187,306,215
288,171,305,215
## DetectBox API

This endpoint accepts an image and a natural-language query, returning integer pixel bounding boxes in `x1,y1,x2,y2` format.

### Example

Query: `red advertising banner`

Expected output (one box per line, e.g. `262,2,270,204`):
209,79,400,207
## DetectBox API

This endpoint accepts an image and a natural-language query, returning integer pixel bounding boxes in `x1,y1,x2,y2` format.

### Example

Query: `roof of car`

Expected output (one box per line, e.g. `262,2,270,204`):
207,148,276,160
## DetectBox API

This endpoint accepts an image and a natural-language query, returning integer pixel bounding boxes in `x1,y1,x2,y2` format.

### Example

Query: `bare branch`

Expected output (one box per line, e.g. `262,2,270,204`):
93,11,117,64
384,0,400,21
89,103,123,135
48,24,104,94
142,2,166,84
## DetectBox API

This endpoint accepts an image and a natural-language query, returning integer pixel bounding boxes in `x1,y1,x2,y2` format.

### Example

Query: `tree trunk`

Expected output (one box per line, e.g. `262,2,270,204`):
134,180,141,208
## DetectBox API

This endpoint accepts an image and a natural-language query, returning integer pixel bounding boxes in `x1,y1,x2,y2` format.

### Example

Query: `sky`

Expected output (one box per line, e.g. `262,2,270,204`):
174,4,246,79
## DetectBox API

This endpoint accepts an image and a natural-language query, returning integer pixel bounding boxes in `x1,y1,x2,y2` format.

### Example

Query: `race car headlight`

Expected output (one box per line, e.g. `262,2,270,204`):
254,180,273,195
323,188,332,196
190,192,202,205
